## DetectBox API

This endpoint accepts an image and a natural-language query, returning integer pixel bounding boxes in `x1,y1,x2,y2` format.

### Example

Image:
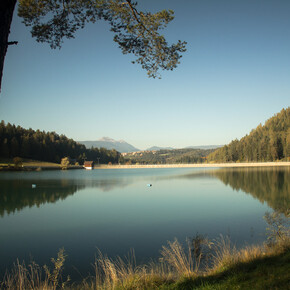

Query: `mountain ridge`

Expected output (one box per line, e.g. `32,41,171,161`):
79,138,224,153
78,138,140,153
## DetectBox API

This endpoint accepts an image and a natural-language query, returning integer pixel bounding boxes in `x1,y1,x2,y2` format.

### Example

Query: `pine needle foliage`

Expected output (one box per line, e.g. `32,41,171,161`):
18,0,186,78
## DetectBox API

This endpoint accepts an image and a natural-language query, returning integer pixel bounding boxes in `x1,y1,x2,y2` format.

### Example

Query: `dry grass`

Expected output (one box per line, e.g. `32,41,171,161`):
1,248,68,290
160,238,195,277
1,211,289,289
208,235,266,275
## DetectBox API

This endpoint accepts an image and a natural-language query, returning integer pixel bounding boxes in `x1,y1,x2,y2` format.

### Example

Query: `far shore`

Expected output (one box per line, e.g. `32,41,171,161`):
95,161,290,169
1,161,289,171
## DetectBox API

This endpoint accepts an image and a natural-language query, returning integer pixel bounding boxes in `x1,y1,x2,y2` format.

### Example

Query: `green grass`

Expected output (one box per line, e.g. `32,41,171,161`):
2,238,288,290
0,158,60,167
0,158,84,170
171,248,290,290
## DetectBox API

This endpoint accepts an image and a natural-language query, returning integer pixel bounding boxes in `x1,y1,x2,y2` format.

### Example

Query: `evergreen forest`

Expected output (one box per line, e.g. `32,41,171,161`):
0,121,122,164
207,107,290,163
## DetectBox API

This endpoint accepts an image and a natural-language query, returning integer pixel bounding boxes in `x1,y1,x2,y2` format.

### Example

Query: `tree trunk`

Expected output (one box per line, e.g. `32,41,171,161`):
0,0,17,93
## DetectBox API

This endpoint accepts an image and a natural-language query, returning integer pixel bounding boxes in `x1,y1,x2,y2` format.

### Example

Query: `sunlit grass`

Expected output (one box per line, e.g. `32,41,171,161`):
1,211,289,289
1,248,68,290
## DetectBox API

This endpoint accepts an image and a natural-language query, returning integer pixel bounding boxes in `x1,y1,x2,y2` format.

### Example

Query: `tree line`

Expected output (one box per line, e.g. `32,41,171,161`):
207,107,290,163
0,121,122,164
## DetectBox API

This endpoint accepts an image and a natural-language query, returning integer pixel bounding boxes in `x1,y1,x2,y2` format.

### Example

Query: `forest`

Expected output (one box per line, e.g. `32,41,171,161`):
0,121,122,164
1,107,289,166
207,107,290,163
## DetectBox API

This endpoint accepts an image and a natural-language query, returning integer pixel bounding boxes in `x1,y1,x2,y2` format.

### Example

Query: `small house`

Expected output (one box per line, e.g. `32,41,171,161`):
84,161,94,170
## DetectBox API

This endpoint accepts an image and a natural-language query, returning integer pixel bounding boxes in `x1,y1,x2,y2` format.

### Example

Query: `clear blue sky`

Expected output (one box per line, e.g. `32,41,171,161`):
1,0,289,150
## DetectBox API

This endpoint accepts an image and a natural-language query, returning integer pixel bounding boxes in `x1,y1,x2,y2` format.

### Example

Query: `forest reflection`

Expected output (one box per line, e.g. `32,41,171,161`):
0,177,133,216
0,167,289,217
211,167,289,215
0,179,84,217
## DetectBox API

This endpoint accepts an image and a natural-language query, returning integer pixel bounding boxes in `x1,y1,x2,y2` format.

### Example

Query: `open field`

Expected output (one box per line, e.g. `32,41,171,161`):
96,161,290,169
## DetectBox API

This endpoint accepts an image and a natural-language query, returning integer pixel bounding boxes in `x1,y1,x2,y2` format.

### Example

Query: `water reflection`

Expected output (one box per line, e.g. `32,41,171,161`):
1,167,288,280
0,167,289,217
0,179,83,217
210,167,290,214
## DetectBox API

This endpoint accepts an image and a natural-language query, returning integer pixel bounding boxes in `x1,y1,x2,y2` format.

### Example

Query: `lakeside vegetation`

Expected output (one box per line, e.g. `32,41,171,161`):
122,107,289,165
0,121,122,166
207,107,290,163
1,211,289,289
0,107,289,168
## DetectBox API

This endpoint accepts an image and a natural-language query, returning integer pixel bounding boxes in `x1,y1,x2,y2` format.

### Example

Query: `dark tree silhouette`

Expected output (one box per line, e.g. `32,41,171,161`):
0,0,186,92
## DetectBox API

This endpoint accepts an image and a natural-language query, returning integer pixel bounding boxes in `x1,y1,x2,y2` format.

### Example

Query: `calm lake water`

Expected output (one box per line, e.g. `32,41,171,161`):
0,167,289,280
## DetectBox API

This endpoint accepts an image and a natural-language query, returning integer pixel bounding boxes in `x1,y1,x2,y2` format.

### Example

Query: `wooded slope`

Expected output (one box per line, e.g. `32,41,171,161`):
0,121,121,164
207,107,290,162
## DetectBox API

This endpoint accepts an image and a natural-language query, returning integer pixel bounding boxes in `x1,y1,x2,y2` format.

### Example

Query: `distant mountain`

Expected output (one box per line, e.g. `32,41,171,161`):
146,146,175,151
0,122,119,164
79,137,140,153
146,145,221,151
185,145,223,150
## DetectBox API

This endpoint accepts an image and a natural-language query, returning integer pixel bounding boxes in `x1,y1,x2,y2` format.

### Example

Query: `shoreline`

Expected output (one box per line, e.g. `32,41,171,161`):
1,162,289,171
95,161,290,169
0,164,83,171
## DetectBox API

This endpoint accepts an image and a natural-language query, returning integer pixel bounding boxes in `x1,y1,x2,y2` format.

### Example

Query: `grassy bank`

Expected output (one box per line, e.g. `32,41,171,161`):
1,212,289,289
0,158,83,171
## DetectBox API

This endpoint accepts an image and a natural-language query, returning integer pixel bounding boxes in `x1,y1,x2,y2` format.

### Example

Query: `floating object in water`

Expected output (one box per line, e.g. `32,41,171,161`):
147,184,152,187
32,184,36,189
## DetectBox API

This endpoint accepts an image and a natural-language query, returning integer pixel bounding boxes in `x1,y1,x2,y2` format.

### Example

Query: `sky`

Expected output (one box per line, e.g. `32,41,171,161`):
1,0,290,150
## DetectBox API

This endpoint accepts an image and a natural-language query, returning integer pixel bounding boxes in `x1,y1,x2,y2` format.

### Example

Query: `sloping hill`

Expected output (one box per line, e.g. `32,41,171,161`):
207,107,290,162
0,122,120,164
123,148,215,164
79,137,140,153
146,146,175,151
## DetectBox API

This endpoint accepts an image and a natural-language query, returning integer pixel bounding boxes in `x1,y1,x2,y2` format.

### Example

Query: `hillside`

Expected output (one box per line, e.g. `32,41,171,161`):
186,145,223,150
146,146,175,151
79,137,140,153
122,148,215,164
207,107,290,163
0,121,121,164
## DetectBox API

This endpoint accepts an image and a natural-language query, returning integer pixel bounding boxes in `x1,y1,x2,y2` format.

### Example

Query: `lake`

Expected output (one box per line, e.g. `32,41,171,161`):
0,166,289,280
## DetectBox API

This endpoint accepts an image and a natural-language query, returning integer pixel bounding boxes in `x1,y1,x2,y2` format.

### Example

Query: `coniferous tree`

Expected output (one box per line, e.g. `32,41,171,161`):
207,107,290,163
0,121,120,164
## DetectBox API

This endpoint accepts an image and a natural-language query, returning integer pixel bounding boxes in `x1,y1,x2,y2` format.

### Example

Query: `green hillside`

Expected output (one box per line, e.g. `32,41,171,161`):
0,121,122,165
123,148,215,164
207,107,290,163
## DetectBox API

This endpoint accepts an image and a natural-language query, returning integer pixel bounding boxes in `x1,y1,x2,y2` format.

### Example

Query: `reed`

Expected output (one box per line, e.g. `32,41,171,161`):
1,211,289,289
1,248,68,290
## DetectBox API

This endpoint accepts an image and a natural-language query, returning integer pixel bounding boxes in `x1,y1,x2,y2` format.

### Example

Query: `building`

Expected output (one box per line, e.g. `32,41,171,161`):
84,161,94,170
